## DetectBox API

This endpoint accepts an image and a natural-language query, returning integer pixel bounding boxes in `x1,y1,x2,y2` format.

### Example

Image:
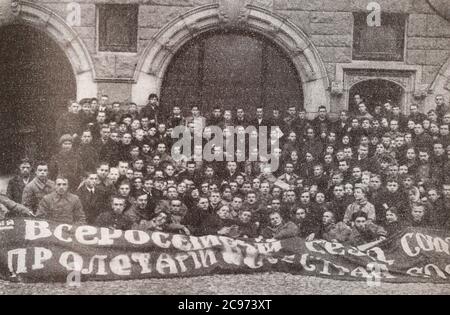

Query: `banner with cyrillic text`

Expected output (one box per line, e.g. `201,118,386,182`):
0,219,449,283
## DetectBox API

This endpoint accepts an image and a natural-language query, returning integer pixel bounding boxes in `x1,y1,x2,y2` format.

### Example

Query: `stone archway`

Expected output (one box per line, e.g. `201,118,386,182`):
133,3,329,113
0,0,97,100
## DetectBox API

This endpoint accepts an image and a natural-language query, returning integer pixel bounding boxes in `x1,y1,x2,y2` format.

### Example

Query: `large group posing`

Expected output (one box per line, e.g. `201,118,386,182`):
1,92,450,247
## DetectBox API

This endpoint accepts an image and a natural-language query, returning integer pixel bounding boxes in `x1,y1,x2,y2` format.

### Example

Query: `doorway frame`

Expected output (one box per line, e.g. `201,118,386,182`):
133,4,329,114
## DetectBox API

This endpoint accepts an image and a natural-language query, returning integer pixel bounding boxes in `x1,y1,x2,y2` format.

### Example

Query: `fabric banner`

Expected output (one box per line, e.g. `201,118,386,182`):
1,218,450,284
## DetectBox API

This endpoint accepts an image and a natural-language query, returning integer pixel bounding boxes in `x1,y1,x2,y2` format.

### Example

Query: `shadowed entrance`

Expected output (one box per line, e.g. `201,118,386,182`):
0,24,76,174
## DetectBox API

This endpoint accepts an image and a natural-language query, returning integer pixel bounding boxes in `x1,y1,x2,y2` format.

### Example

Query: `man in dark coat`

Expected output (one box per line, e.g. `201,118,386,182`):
6,158,32,203
76,172,109,225
140,93,160,125
49,134,81,190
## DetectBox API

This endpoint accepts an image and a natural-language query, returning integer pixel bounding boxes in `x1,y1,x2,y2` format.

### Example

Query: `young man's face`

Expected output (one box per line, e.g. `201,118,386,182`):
86,174,98,188
286,191,296,203
338,161,348,172
387,182,399,193
97,165,110,180
434,144,444,156
119,185,130,197
322,212,334,226
300,193,310,205
285,164,294,174
256,108,263,119
69,103,80,114
246,194,256,204
354,188,365,201
82,103,91,113
217,207,230,220
81,132,93,145
122,134,132,145
118,162,129,175
232,198,243,209
385,211,397,223
210,193,221,205
136,194,148,209
435,95,445,106
318,108,327,118
198,198,209,211
112,198,126,215
333,186,345,198
358,147,369,158
36,165,48,181
149,97,159,106
108,169,119,182
419,152,429,163
260,183,270,194
354,217,367,230
239,211,252,224
269,213,283,227
97,112,106,123
411,207,425,221
55,179,69,195
101,128,111,140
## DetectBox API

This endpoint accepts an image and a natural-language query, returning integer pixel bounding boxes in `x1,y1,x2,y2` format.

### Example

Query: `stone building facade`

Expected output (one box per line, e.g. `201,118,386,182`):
0,0,450,116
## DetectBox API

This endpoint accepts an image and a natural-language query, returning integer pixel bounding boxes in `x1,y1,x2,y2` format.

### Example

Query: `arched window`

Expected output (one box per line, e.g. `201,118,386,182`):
161,30,303,117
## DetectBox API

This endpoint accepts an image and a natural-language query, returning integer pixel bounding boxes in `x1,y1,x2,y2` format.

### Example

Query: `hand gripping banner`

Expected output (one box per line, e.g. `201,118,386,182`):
0,219,450,283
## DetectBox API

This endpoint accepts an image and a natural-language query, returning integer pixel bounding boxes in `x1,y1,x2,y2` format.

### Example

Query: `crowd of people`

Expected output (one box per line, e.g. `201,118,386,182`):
1,92,450,247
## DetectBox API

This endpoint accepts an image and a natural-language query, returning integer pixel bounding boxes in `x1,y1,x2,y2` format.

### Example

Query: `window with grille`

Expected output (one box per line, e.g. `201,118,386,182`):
98,4,138,53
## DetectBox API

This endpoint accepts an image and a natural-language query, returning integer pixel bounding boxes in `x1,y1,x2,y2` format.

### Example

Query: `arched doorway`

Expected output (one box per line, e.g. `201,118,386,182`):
133,4,329,112
160,29,303,117
349,79,405,114
0,24,76,174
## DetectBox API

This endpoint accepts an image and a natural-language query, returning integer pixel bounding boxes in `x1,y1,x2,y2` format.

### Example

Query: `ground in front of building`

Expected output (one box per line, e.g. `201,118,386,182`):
1,273,449,295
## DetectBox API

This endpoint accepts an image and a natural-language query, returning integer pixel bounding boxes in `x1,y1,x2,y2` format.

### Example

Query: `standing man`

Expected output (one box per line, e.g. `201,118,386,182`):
49,134,81,190
36,176,86,224
140,93,160,126
7,158,33,203
435,94,449,121
22,161,55,213
311,105,332,136
56,100,82,139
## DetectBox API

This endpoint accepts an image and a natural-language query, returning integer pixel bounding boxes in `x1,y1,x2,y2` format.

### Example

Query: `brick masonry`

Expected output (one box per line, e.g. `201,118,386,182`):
4,0,450,111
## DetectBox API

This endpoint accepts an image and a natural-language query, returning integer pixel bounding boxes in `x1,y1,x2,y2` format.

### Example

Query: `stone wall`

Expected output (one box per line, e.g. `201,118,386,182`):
14,0,450,111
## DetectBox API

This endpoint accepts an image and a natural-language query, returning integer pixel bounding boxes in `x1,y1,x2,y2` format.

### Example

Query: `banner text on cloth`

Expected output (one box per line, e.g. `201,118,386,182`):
1,219,450,283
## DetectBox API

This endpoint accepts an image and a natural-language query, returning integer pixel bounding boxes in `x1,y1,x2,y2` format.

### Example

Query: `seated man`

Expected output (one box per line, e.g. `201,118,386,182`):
36,176,86,224
307,211,351,243
135,211,170,232
261,211,299,240
348,211,387,247
124,192,157,228
200,205,239,237
22,161,55,213
343,184,376,224
235,210,259,239
0,194,34,220
95,195,133,230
